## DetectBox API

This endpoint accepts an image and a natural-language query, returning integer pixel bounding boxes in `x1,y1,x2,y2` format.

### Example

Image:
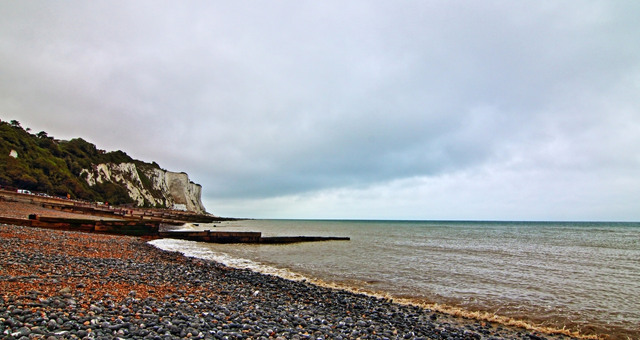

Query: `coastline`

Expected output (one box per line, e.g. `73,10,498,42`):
0,222,580,340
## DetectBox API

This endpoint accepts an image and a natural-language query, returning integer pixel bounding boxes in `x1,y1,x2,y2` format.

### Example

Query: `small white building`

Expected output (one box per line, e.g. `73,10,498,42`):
172,204,187,211
9,150,18,158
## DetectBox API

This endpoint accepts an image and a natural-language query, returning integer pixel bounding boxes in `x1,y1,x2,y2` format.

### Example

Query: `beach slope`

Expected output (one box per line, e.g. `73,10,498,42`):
0,224,576,339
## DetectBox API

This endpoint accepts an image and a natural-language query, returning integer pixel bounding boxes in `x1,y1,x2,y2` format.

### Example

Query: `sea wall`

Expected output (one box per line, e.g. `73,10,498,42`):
80,163,206,213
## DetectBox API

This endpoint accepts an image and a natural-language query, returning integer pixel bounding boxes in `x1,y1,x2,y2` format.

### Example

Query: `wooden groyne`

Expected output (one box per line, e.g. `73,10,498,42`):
158,230,351,244
29,215,160,236
1,190,350,244
158,230,262,243
260,236,351,244
0,215,158,236
0,189,226,225
1,215,350,244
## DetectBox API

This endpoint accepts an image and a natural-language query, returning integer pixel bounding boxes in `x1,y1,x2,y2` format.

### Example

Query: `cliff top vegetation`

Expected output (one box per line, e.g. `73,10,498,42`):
0,119,161,205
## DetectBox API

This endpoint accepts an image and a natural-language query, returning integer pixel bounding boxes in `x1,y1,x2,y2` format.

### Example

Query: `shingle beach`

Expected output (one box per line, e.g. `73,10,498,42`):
0,205,578,339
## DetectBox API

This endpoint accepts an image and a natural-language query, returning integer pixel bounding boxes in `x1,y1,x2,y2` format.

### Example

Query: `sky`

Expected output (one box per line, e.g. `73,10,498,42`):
1,1,639,221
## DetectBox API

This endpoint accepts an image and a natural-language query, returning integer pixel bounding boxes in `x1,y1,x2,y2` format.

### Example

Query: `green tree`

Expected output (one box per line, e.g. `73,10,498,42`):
0,120,171,207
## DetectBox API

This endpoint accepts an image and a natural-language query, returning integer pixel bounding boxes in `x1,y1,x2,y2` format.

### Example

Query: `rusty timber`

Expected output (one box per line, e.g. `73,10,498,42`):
0,189,349,244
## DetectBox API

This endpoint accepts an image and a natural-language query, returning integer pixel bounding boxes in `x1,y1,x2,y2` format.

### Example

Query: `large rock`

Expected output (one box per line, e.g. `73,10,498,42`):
80,163,206,213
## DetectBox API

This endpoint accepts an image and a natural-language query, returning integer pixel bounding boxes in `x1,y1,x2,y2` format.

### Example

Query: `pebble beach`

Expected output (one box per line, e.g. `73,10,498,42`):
0,202,578,339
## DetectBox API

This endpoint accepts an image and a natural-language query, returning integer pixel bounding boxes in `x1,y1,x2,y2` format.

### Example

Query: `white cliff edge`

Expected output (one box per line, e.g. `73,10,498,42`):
80,163,206,213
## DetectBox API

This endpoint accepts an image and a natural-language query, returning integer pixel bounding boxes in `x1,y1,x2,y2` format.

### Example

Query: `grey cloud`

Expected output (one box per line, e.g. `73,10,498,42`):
2,1,640,218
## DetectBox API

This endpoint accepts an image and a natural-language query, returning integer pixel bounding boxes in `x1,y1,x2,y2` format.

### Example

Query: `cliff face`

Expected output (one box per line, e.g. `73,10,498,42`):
80,163,206,213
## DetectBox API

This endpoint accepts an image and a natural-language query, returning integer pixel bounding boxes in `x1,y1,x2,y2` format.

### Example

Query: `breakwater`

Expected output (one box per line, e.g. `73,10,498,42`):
1,192,350,244
158,230,350,244
0,189,219,224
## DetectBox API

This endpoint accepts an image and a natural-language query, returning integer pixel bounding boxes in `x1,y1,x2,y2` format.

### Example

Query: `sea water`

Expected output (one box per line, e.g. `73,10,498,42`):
149,220,640,339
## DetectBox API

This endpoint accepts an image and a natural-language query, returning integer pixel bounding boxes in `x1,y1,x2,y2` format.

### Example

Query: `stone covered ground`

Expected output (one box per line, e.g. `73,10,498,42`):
0,201,106,220
0,222,579,340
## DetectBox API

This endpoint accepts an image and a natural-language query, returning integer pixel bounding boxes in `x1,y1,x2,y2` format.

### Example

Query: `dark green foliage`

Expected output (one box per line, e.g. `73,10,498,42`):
0,119,158,205
92,182,134,205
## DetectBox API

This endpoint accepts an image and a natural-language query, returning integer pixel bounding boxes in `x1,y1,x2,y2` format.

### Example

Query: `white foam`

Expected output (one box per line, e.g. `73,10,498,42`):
147,238,394,301
148,238,310,282
170,223,199,231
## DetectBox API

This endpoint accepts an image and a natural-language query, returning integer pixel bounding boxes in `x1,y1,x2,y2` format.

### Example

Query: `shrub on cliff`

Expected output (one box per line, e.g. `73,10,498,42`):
0,119,156,205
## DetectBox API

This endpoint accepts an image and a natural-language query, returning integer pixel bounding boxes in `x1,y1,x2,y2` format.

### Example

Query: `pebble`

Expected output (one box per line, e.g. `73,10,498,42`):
0,224,577,340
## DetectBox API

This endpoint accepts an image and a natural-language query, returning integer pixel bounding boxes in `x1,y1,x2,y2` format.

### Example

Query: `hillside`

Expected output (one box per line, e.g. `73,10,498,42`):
0,119,205,212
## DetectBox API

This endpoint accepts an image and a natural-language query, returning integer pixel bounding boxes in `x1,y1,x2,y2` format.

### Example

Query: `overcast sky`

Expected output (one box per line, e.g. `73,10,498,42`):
2,1,639,220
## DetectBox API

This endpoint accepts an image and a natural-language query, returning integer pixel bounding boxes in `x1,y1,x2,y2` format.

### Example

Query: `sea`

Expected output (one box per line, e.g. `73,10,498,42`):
149,220,640,339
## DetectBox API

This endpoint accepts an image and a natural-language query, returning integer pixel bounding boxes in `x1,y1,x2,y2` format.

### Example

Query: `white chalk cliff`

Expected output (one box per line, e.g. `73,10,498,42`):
80,163,206,213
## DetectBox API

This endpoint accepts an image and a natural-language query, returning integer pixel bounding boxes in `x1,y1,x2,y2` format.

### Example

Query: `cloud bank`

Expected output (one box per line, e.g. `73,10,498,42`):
2,1,639,220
